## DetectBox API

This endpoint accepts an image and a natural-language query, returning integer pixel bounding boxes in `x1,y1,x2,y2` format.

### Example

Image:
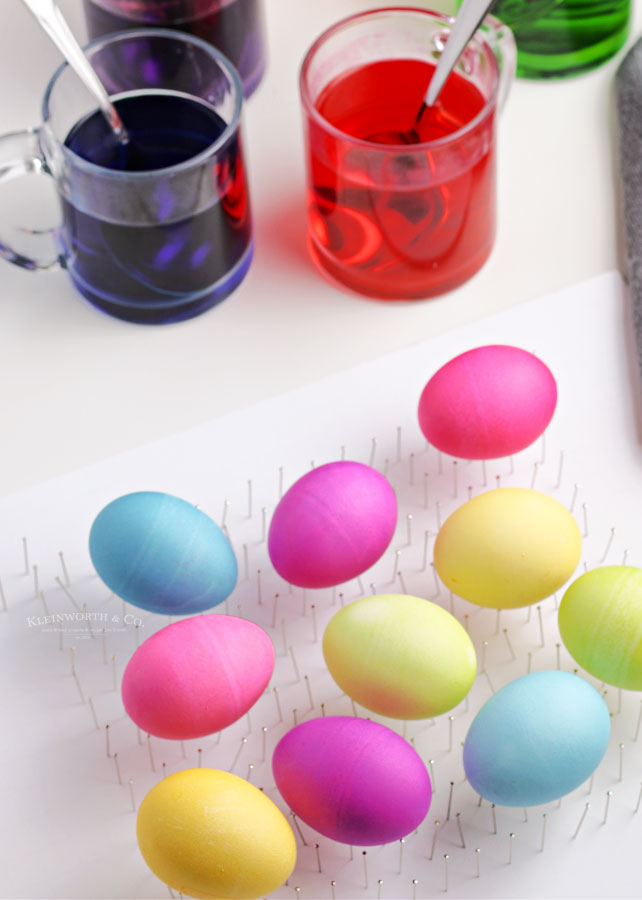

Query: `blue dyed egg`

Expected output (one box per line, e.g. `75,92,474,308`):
463,671,610,806
89,492,237,615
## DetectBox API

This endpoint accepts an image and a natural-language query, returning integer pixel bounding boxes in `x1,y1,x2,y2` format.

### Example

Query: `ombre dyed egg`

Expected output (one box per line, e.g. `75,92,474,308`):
322,594,476,719
559,566,642,689
89,491,237,615
463,671,610,806
122,615,275,740
434,488,581,608
418,345,557,459
268,461,397,588
137,768,296,900
272,716,431,845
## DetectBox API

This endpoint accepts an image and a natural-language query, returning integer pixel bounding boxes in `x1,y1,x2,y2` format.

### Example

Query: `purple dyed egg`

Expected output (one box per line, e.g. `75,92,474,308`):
267,461,397,589
272,716,432,845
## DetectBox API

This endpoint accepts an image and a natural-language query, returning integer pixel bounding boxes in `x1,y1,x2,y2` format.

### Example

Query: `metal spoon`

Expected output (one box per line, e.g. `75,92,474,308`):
21,0,129,144
369,0,496,144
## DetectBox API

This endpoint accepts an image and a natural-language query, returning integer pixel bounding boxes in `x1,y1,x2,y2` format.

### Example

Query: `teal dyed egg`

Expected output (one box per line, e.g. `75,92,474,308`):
463,671,610,806
89,491,237,615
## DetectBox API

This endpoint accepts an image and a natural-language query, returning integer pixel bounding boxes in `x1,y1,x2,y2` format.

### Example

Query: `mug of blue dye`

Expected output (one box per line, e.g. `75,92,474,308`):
0,30,253,324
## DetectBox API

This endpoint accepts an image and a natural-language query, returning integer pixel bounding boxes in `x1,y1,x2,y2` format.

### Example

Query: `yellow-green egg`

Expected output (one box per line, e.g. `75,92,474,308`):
559,566,642,689
434,488,581,609
136,768,296,899
322,593,477,719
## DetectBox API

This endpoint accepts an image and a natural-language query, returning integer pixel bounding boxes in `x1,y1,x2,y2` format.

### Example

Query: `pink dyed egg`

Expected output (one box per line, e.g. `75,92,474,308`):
417,345,557,459
268,461,397,589
272,716,432,845
122,615,274,740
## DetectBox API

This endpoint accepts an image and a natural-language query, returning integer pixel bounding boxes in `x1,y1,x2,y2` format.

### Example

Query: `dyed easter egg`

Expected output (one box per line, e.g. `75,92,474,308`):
89,491,237,615
122,615,274,740
559,566,642,689
137,768,296,899
272,716,431,845
434,488,581,608
417,345,557,459
322,594,476,719
268,461,397,589
463,671,610,806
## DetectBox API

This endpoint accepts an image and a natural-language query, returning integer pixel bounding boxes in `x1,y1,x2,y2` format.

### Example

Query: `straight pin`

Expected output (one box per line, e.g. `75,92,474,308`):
72,666,85,704
101,629,107,665
527,651,532,674
446,781,454,820
392,549,401,583
113,752,122,785
278,467,284,499
555,451,564,489
262,727,268,762
448,716,454,753
623,548,629,566
290,811,308,846
475,848,481,878
483,669,495,693
494,609,501,635
422,530,430,571
490,804,497,834
409,453,415,486
423,472,429,509
436,500,442,531
315,844,322,874
273,687,283,722
396,425,402,463
180,740,186,760
271,594,279,629
406,514,413,546
246,764,254,783
431,563,440,597
601,527,616,563
362,851,368,889
412,879,418,900
481,459,487,487
289,645,300,681
456,812,465,848
147,734,156,772
229,738,247,773
221,499,229,528
105,724,111,758
428,760,435,792
58,551,70,586
247,480,253,518
556,643,561,670
504,629,516,661
443,854,449,892
257,569,262,605
398,838,405,874
496,474,501,489
530,462,539,490
540,813,547,851
537,606,544,647
111,655,118,691
198,748,202,768
304,675,314,710
508,832,515,865
452,460,458,498
311,604,318,642
573,803,590,838
570,483,579,514
243,544,249,581
634,700,642,741
22,536,29,575
369,438,377,468
619,743,624,781
32,564,39,599
261,507,268,542
128,779,136,812
540,431,546,464
481,641,488,671
398,571,407,593
635,782,642,813
602,790,612,825
582,503,589,538
88,696,99,730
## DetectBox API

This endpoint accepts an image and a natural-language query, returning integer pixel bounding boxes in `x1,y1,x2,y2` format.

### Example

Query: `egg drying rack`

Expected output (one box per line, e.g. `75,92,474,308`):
2,270,641,900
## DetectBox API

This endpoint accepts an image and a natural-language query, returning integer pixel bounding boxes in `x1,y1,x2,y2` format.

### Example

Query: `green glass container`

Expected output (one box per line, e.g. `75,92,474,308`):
470,0,632,78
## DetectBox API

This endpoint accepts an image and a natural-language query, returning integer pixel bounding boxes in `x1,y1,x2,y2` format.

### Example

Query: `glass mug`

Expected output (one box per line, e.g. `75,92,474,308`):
82,0,267,98
299,8,516,301
0,30,252,324
482,0,631,78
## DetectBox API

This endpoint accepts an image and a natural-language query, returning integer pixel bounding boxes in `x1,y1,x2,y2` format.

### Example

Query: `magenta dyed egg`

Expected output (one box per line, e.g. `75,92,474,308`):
417,345,557,459
267,461,397,589
122,615,275,740
272,717,432,845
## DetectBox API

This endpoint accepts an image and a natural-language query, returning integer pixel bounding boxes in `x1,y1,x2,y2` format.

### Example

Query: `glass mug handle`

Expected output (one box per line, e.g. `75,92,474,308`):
0,127,62,271
478,14,517,110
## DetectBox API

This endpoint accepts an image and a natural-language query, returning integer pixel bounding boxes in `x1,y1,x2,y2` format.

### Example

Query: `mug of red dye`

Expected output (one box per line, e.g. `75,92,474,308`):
299,8,516,300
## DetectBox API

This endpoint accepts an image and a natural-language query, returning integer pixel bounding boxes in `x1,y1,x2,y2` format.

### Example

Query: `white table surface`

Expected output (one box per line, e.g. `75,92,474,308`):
0,0,639,498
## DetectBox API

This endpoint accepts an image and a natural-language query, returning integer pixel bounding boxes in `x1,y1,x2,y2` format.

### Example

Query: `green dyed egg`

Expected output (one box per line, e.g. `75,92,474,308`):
558,566,642,690
322,593,477,719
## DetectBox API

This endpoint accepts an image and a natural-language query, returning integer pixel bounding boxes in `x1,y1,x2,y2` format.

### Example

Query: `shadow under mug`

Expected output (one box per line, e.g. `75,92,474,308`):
0,29,253,325
299,9,516,301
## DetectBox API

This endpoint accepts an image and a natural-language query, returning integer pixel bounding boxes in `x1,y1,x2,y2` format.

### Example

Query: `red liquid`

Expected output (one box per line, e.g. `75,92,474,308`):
306,59,496,299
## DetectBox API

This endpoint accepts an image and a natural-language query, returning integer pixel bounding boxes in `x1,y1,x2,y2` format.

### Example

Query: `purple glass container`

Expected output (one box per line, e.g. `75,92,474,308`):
83,0,266,97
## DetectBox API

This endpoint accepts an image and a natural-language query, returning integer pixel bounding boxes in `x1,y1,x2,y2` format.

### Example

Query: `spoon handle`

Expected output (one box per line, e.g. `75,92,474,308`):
20,0,127,140
424,0,496,107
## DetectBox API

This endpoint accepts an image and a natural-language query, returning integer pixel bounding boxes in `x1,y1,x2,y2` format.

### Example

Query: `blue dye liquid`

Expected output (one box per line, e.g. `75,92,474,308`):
62,92,252,324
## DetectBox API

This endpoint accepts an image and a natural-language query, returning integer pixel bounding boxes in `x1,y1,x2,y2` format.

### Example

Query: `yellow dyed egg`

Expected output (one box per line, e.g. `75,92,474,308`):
559,566,642,689
136,768,296,899
323,593,477,719
434,488,581,609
